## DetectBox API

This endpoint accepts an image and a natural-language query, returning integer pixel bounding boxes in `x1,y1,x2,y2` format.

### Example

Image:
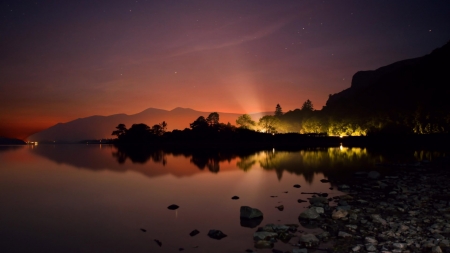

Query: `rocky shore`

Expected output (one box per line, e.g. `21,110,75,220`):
250,157,450,253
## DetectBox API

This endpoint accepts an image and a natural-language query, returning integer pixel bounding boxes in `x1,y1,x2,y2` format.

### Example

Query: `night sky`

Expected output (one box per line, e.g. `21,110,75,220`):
1,0,450,139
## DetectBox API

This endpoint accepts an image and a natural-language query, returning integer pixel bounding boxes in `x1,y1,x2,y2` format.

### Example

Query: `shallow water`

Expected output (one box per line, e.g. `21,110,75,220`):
0,144,446,252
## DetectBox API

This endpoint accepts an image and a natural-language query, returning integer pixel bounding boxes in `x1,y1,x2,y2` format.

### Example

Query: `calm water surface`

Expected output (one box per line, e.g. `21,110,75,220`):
0,144,445,253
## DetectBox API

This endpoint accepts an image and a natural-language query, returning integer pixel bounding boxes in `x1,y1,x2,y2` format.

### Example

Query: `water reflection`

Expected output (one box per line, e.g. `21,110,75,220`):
0,145,25,153
28,144,448,184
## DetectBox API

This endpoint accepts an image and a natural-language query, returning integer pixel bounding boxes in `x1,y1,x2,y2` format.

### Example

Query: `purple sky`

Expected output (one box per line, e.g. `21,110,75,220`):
1,0,449,139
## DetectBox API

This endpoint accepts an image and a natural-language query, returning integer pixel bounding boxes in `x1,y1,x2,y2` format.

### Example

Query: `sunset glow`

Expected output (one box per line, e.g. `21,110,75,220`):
1,1,449,139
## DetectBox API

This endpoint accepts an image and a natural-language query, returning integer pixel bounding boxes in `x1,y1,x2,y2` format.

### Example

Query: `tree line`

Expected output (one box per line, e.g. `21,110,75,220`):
111,97,450,144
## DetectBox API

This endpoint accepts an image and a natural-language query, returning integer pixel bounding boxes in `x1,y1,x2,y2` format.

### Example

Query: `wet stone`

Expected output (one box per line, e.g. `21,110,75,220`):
207,229,227,240
240,206,263,219
167,204,179,210
189,229,199,237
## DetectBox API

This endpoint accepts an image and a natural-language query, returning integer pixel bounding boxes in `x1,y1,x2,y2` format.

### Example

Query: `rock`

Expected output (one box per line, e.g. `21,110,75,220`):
310,207,324,214
299,208,320,219
309,197,329,206
253,231,278,241
154,239,162,247
167,204,179,210
231,196,239,200
320,179,330,183
298,234,319,247
432,246,443,253
207,229,227,240
371,214,387,226
332,209,348,219
293,249,308,253
336,205,351,211
189,229,199,237
298,199,307,203
254,240,273,249
365,244,376,251
392,243,406,249
338,231,352,238
368,171,381,179
275,205,284,211
365,237,378,244
240,206,263,219
140,228,146,232
240,217,263,228
338,184,350,190
294,184,301,188
352,245,361,252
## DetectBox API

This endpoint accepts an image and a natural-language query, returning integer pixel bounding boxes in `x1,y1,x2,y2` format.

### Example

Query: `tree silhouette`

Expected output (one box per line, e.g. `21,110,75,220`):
126,123,152,141
112,124,127,139
236,114,256,129
259,115,280,133
275,104,283,117
160,121,167,133
301,99,314,111
190,116,208,130
206,112,220,127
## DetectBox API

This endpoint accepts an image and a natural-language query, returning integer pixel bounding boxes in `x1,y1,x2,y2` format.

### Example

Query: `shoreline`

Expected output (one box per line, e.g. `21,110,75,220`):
282,156,450,252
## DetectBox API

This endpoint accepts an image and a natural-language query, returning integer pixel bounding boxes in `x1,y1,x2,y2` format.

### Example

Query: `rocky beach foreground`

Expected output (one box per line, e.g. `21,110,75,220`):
247,157,450,253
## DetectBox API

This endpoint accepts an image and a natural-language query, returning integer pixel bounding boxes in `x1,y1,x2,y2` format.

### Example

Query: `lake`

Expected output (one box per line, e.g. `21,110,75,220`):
0,144,445,252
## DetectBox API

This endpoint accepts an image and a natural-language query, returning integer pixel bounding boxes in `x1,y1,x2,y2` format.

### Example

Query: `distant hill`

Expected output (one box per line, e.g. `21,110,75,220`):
322,40,450,134
0,137,26,145
28,107,270,142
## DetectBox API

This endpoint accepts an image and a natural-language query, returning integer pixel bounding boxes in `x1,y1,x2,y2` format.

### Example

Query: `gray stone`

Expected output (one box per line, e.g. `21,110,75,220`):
365,244,377,252
365,237,378,244
254,240,273,249
299,208,320,219
298,234,319,247
309,197,328,207
253,231,278,241
310,207,324,214
368,171,381,179
432,246,443,253
292,249,308,253
352,245,361,252
240,206,263,219
332,209,348,219
338,231,352,238
392,243,406,249
338,184,350,190
371,214,387,226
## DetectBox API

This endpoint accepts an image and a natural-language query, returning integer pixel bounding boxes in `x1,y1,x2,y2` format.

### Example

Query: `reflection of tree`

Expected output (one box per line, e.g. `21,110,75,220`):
188,151,233,173
112,145,167,165
236,156,256,172
245,147,376,184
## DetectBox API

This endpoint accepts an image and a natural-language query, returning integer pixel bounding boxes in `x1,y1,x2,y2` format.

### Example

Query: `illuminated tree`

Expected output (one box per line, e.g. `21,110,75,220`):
206,112,220,126
259,115,280,133
301,99,314,111
275,104,283,117
236,114,256,129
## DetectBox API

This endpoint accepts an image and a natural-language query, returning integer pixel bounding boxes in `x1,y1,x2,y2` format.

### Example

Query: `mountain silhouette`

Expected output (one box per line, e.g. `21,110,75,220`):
28,107,270,142
324,40,450,119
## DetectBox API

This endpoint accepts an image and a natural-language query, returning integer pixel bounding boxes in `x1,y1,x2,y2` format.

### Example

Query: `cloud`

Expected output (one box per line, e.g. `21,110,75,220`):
166,16,295,58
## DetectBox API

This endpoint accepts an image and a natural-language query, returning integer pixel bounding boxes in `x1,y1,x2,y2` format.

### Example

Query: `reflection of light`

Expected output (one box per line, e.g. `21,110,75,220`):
272,133,275,136
340,143,343,150
272,148,275,154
